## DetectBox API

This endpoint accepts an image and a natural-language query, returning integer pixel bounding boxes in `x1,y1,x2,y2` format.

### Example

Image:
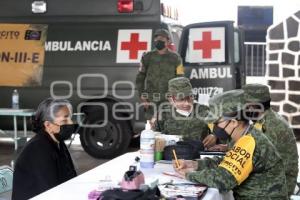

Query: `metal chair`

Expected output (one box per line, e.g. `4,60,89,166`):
0,165,13,200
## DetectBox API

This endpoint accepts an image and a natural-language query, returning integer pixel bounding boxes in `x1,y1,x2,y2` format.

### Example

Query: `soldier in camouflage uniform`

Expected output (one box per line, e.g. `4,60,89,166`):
243,83,298,196
135,29,184,119
153,77,210,141
174,89,288,200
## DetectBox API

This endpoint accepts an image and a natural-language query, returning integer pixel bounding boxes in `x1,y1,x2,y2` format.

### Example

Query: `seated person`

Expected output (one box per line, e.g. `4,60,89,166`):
173,89,288,200
12,98,77,200
153,77,210,142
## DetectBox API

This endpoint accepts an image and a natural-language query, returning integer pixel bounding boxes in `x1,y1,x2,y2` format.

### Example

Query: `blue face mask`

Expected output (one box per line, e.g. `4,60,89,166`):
213,121,231,140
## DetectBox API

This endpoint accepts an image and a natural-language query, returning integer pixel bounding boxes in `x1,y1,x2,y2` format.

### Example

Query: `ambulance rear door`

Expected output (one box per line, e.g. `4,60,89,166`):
178,21,245,104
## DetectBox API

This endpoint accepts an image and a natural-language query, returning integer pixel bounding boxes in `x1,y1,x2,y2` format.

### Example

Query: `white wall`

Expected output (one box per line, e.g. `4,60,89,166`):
164,0,300,25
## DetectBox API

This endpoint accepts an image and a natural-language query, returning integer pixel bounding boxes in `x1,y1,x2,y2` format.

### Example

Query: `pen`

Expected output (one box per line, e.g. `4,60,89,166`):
172,149,180,168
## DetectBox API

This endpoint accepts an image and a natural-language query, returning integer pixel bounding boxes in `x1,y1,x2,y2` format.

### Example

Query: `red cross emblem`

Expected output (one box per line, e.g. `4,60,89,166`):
121,33,147,60
193,31,221,59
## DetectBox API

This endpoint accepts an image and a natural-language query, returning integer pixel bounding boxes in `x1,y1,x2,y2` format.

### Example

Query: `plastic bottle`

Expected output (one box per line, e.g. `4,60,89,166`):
12,89,19,109
140,120,155,168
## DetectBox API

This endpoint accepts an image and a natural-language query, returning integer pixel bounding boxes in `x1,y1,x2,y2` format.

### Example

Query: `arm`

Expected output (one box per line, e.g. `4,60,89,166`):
199,123,210,141
153,105,171,132
175,55,184,77
186,167,238,192
13,142,59,198
196,156,223,169
135,54,148,97
187,135,256,192
153,118,165,132
29,145,59,193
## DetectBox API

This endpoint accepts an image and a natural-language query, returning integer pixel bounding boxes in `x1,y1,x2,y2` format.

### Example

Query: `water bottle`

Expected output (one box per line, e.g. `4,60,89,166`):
12,89,19,109
140,120,155,168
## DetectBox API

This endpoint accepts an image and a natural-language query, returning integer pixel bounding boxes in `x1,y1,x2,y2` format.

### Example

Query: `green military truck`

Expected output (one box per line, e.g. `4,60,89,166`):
0,0,245,159
0,0,183,158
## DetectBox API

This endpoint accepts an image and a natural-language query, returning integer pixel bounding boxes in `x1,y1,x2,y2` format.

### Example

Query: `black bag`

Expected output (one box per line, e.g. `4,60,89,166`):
98,187,160,200
163,140,204,160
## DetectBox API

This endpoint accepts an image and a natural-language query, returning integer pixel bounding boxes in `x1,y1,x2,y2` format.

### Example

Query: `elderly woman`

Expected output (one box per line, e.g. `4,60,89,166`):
12,98,77,200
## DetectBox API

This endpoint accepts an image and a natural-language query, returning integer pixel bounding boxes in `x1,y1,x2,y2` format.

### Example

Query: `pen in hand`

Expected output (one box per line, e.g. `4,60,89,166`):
172,149,180,168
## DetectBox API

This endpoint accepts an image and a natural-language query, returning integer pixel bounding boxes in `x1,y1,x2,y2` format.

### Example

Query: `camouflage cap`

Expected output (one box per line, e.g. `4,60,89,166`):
242,84,271,103
168,77,193,98
206,89,245,123
154,29,170,39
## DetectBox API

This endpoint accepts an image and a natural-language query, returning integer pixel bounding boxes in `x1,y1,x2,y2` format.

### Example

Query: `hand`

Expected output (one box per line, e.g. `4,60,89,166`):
174,169,188,179
208,144,228,152
172,159,197,179
140,96,150,109
150,117,156,129
172,159,198,171
203,134,217,148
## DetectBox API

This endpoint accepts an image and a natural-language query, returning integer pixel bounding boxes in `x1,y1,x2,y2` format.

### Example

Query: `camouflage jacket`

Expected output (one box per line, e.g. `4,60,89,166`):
154,103,210,141
135,49,184,102
186,128,288,200
254,109,298,196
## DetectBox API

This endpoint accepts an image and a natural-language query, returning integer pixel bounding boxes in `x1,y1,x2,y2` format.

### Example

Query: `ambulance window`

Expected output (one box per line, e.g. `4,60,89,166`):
184,27,227,64
171,28,182,50
234,31,240,63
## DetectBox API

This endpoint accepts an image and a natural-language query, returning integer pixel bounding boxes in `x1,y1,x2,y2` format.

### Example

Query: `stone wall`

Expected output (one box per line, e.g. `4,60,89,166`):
266,11,300,128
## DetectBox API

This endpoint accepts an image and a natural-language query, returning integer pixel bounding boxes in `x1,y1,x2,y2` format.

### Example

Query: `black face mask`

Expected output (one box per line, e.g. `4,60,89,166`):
54,124,78,141
245,111,261,122
154,40,166,50
213,121,231,140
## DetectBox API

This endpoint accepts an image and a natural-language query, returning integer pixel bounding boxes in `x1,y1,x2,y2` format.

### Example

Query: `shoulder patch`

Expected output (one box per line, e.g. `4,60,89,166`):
176,64,184,75
207,123,214,132
219,135,255,185
254,122,263,131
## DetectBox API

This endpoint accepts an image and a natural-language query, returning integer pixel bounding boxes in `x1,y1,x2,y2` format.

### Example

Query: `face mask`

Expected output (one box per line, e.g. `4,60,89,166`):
154,40,166,50
176,109,192,117
245,111,261,122
213,121,231,140
54,124,78,141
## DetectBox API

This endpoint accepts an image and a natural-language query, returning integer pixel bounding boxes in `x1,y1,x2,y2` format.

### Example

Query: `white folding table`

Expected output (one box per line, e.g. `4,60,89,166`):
32,151,234,200
0,108,35,151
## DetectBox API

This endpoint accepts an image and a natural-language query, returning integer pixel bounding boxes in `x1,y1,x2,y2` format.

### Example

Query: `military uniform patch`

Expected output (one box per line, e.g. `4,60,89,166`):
254,122,263,131
176,64,184,75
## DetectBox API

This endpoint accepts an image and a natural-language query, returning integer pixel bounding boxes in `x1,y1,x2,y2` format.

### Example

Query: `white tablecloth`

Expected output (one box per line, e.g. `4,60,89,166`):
31,152,233,200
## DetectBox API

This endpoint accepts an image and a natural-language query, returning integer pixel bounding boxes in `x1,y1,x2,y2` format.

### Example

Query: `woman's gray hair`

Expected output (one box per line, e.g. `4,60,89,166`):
32,98,73,132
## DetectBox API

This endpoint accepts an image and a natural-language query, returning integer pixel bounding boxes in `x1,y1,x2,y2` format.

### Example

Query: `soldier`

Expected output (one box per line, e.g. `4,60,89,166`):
153,77,210,141
243,83,298,196
173,89,288,200
135,29,184,119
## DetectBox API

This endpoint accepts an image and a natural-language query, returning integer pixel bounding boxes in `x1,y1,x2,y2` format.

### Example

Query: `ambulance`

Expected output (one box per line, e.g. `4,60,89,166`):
0,0,183,158
0,0,245,158
179,21,245,104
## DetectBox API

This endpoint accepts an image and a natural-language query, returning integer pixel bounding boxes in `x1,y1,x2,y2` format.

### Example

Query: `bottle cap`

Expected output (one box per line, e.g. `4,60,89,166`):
145,120,151,130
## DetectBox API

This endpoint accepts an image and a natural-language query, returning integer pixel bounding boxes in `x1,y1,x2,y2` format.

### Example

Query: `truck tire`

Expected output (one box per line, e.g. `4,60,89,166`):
79,105,132,159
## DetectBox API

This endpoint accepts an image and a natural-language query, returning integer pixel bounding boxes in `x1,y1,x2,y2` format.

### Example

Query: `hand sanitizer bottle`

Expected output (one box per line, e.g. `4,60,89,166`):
140,120,155,168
